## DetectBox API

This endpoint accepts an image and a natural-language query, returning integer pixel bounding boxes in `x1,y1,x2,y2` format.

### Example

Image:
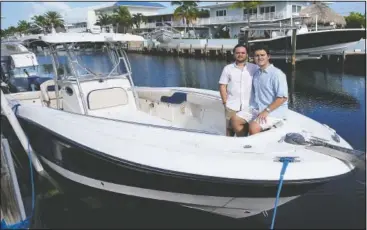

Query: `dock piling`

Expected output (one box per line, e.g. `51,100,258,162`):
291,28,297,69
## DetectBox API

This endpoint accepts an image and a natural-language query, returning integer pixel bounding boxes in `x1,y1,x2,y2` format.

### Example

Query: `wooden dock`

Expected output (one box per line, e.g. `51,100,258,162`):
126,41,365,62
1,136,28,228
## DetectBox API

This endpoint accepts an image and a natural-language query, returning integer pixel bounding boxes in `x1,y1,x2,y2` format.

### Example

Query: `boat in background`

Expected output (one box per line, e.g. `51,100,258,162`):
249,26,366,55
1,42,52,93
145,24,365,56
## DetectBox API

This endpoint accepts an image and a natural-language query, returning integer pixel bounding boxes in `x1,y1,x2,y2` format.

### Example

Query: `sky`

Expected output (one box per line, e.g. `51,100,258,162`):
1,1,366,29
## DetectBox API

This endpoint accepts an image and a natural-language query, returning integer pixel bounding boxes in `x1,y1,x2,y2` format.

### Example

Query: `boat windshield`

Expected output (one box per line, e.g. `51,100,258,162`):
71,50,129,80
10,65,39,78
50,43,130,81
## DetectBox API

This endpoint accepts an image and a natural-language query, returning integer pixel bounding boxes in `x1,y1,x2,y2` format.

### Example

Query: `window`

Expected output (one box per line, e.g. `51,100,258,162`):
216,9,226,17
243,8,257,15
260,6,275,14
292,5,302,13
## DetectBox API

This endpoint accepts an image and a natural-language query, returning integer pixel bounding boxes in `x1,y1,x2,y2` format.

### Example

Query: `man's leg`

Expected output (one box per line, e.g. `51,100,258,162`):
249,117,282,135
226,126,235,136
249,121,262,135
225,107,237,137
231,115,248,137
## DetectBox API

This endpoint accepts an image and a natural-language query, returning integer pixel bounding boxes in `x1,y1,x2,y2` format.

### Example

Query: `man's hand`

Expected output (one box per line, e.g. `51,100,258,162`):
256,110,269,124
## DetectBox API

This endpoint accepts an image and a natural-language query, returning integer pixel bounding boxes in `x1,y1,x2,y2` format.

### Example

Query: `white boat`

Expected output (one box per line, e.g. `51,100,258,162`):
248,26,366,55
149,27,182,43
1,32,364,220
1,42,52,93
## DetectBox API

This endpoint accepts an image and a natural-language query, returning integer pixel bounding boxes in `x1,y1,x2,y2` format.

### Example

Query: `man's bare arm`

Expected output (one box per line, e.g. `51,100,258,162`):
267,97,287,112
219,84,228,105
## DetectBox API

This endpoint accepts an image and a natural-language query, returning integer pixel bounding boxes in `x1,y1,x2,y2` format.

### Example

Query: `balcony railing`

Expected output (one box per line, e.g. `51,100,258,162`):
137,12,285,29
195,12,285,25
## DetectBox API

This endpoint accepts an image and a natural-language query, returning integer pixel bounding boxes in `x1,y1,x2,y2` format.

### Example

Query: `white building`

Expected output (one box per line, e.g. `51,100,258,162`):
137,1,310,38
194,1,309,38
61,1,311,38
62,2,166,33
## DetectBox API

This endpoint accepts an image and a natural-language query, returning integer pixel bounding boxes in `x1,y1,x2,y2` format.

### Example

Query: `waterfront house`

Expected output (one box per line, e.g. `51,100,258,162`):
63,2,166,33
62,1,314,38
195,1,309,38
136,1,310,38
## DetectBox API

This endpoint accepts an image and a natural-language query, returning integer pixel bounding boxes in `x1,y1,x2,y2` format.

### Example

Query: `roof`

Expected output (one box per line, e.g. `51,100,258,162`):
300,3,346,26
114,2,165,8
197,2,235,9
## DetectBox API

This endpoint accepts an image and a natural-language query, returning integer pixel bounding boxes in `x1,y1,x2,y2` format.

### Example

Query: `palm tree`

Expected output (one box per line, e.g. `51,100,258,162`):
171,1,199,34
17,20,31,34
112,6,132,33
95,13,112,31
5,26,17,37
31,15,49,33
132,13,147,29
44,11,64,29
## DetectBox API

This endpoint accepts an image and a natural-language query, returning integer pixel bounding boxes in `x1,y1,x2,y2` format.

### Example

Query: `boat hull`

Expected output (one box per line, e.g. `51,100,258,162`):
1,112,349,219
152,30,175,43
250,29,365,55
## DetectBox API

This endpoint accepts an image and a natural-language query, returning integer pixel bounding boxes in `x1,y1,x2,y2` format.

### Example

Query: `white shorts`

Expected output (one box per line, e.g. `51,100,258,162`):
236,108,284,130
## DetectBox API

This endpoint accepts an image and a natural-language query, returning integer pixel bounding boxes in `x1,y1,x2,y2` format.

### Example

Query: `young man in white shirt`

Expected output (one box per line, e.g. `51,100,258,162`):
218,44,259,136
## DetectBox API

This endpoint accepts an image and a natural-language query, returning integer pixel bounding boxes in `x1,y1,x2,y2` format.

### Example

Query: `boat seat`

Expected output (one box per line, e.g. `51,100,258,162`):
40,80,62,109
87,87,129,110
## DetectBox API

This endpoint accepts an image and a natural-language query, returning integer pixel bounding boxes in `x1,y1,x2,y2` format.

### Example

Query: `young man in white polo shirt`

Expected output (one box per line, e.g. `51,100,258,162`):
231,44,288,136
218,44,259,136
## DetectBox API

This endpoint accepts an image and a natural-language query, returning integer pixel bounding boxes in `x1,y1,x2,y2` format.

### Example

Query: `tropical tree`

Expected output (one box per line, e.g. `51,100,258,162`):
112,6,132,33
31,15,49,32
132,13,147,29
345,12,366,28
44,11,64,29
17,20,31,34
5,26,17,37
95,13,112,30
171,1,199,33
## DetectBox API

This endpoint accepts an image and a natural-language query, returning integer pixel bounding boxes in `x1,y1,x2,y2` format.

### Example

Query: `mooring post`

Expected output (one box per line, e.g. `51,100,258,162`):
238,26,250,61
291,28,297,70
342,50,346,72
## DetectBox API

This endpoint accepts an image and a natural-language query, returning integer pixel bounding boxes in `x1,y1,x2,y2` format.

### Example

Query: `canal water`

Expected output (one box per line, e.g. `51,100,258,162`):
30,53,366,228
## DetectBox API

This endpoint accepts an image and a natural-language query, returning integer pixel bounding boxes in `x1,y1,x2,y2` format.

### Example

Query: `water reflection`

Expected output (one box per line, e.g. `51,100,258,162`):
287,67,360,112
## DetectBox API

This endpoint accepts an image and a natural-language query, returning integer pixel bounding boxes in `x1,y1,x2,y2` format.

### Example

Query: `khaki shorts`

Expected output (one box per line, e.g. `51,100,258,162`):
236,108,283,130
225,107,238,129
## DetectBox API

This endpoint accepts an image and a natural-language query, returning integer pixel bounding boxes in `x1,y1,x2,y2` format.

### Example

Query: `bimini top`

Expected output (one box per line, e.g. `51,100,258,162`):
25,32,145,45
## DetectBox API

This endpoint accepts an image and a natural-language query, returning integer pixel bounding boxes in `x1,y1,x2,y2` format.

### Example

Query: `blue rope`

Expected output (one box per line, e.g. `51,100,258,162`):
270,157,295,230
1,104,35,229
11,104,21,115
